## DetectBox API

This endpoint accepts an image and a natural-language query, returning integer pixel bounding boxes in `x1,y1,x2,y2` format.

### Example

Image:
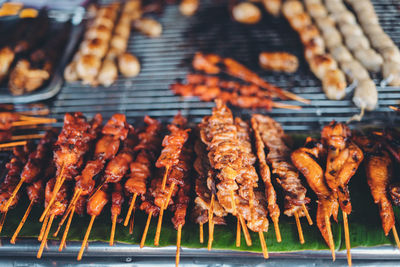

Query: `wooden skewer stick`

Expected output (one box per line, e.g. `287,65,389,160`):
140,211,153,248
199,223,204,244
271,102,302,110
54,189,81,237
294,211,305,244
0,210,8,234
392,225,400,250
11,199,34,244
40,165,66,222
239,214,252,246
129,210,135,234
0,141,27,149
258,231,269,259
110,214,117,246
3,178,25,212
11,119,56,127
59,206,76,251
161,166,170,191
325,215,335,261
11,133,45,141
18,115,55,122
38,214,49,241
88,179,107,202
77,215,96,261
272,217,281,243
302,204,313,225
124,193,137,226
37,213,55,259
207,194,215,250
155,183,176,246
230,190,237,214
236,216,241,247
176,225,182,267
342,211,352,267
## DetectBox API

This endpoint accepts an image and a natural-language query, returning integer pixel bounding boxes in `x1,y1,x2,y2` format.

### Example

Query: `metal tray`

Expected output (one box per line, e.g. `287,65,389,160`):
0,7,85,104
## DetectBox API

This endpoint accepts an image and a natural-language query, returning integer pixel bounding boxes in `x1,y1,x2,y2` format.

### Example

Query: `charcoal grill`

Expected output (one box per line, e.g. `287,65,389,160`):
50,0,400,132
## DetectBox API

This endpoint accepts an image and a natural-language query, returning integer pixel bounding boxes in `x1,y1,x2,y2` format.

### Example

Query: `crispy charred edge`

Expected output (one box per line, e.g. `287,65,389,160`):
253,114,309,217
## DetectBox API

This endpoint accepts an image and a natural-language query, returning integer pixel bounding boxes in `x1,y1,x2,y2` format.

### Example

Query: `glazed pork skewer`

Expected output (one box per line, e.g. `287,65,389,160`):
154,114,191,246
124,116,162,228
192,138,227,245
0,143,34,233
192,52,309,104
251,115,313,244
77,185,109,260
2,129,58,212
55,114,129,250
40,113,102,222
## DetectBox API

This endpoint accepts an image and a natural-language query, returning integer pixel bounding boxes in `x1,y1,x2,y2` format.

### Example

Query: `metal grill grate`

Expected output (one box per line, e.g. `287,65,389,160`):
50,0,400,131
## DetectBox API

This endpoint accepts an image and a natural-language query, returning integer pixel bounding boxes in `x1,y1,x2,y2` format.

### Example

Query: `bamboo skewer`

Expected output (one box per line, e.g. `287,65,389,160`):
271,102,302,110
342,211,352,267
11,199,34,244
11,118,56,127
38,214,49,241
302,204,313,225
207,194,215,250
54,189,81,237
11,133,45,141
294,211,305,244
272,218,281,243
124,193,137,226
236,216,241,247
325,215,335,261
0,210,8,234
199,223,204,243
59,205,76,251
129,211,135,234
40,165,65,222
140,211,153,248
110,214,117,246
3,178,25,212
258,231,269,259
392,225,400,250
77,215,96,261
155,182,176,246
0,141,27,149
161,166,170,191
239,214,252,246
37,213,55,259
176,225,182,267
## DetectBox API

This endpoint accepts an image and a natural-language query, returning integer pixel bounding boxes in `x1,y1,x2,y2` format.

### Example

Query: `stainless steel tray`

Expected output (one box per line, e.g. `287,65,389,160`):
0,238,398,260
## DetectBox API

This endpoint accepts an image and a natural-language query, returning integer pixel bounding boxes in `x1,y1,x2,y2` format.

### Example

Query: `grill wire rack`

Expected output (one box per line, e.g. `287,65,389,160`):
50,0,400,131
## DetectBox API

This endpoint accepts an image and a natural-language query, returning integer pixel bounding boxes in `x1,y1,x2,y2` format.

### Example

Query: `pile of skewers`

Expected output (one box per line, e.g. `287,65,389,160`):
1,101,400,267
0,10,71,95
0,104,56,149
171,52,309,111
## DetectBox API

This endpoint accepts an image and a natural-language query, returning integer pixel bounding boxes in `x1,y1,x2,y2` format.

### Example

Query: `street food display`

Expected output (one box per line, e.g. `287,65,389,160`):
0,101,398,267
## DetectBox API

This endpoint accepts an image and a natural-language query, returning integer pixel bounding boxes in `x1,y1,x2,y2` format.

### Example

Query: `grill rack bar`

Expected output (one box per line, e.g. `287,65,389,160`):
50,0,400,131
